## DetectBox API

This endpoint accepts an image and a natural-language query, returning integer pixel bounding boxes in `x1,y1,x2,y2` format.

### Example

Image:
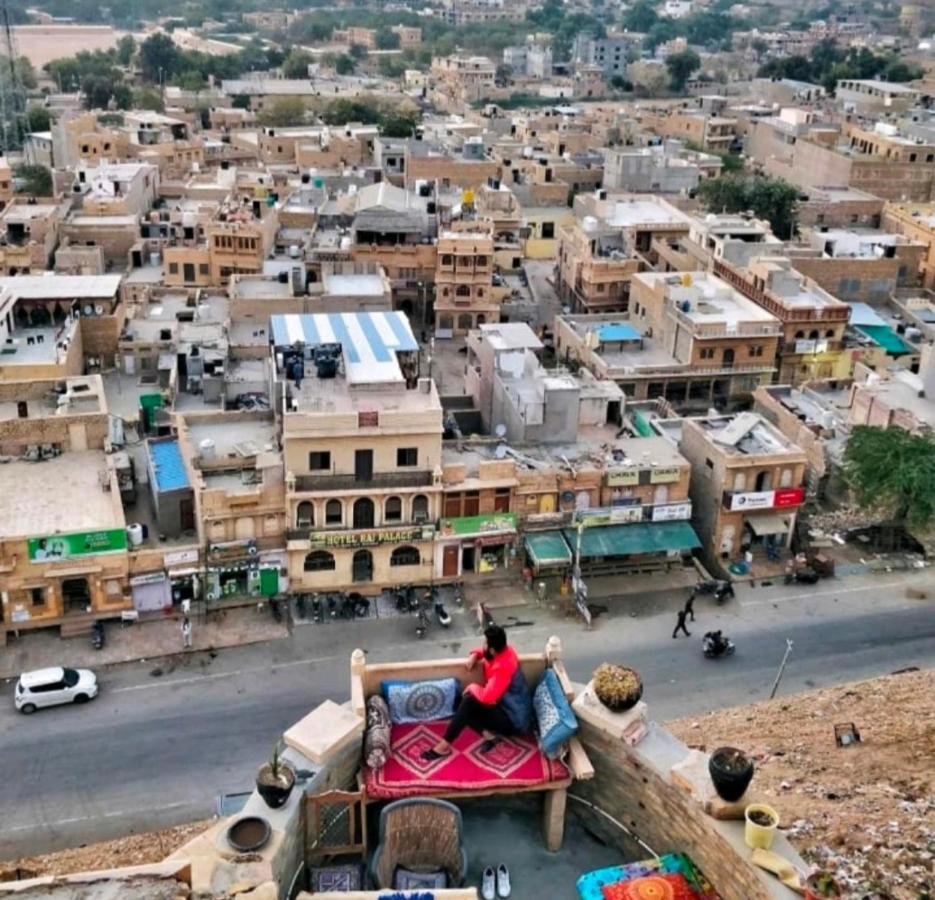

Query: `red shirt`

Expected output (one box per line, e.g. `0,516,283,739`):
465,645,519,706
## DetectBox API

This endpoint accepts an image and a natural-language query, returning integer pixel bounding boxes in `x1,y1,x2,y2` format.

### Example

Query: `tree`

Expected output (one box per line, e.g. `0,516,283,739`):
378,55,407,78
623,0,658,32
26,105,51,132
133,88,165,112
334,53,357,74
116,34,136,67
258,96,307,127
884,58,923,83
139,32,180,82
665,48,700,92
696,174,799,239
375,28,401,50
231,93,252,109
16,164,53,196
82,74,116,109
844,426,935,529
282,49,314,78
380,111,417,137
348,43,368,60
15,57,38,89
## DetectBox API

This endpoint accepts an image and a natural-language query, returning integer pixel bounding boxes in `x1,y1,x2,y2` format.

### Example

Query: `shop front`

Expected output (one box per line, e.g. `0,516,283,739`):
205,538,275,602
165,548,202,607
720,487,804,558
130,572,172,612
561,520,701,575
435,513,518,578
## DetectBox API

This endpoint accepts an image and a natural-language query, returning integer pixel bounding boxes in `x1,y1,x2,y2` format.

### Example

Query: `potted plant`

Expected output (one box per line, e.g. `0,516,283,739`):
592,664,643,712
256,746,295,809
744,803,779,850
708,746,754,802
805,872,842,899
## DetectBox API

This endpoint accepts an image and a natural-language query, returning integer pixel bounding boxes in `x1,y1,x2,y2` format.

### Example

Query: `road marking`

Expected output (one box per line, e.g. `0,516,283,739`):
740,579,909,608
0,801,195,835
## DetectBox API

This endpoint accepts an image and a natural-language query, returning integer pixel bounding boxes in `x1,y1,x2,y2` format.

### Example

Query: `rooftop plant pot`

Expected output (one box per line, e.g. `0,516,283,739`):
805,872,843,899
709,746,754,802
592,664,643,712
745,803,779,851
256,759,296,809
227,816,271,853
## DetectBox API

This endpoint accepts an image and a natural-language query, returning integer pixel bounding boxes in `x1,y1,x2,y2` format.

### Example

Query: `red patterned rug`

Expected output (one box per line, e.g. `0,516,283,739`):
363,720,570,799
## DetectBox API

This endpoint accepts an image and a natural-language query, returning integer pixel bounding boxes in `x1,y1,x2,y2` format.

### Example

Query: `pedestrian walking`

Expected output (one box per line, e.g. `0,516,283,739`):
181,616,193,650
744,549,755,587
181,597,191,616
672,608,691,638
684,592,695,622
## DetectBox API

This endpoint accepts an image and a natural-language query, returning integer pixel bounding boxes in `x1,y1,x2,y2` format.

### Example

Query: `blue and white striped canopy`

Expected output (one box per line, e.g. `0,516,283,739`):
270,311,418,385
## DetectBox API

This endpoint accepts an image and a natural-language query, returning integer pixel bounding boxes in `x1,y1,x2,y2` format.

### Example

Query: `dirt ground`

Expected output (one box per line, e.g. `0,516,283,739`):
668,668,934,900
3,671,932,899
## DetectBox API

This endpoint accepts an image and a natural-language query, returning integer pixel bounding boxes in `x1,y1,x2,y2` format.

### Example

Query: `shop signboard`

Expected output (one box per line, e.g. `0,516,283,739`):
773,486,805,508
649,466,681,484
308,526,432,549
606,469,639,487
577,506,643,527
650,502,692,522
28,528,127,563
164,548,199,567
439,513,517,537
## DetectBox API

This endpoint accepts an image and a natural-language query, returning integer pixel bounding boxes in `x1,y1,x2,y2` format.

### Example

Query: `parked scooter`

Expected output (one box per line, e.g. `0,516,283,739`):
349,592,370,618
434,596,451,628
312,594,323,623
691,579,735,604
702,630,735,659
90,620,105,651
415,598,430,639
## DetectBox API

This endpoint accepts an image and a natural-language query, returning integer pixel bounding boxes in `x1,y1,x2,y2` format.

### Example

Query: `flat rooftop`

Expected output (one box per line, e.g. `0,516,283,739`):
640,272,780,328
0,451,122,538
0,273,122,300
186,416,278,460
0,376,103,420
323,273,385,297
231,278,293,300
605,199,690,229
697,411,801,456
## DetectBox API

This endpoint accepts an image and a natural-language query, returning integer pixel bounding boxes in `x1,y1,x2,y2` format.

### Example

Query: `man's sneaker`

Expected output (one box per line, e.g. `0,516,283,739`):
481,866,496,900
496,863,511,898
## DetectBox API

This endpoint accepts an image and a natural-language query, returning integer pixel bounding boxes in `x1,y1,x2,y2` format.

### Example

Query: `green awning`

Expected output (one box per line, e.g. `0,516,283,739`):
525,532,572,567
855,325,912,356
562,521,701,558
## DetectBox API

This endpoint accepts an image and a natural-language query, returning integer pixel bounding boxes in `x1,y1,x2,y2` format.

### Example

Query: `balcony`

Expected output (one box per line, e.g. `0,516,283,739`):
293,470,435,493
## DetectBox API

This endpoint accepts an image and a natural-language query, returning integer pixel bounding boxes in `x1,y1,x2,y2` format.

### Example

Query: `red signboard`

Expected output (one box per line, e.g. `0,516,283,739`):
773,487,805,508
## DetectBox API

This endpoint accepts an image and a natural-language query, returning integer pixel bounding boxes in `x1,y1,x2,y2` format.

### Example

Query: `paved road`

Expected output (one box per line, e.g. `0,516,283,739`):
1,573,933,859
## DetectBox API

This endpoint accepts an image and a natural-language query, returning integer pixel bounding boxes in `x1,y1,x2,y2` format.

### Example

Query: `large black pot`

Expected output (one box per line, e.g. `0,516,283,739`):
708,746,754,802
256,762,296,809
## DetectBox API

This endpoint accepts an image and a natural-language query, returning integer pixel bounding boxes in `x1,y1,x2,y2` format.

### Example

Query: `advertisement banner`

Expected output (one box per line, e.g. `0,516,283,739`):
651,502,692,522
308,526,430,548
649,467,681,484
28,529,128,563
606,469,639,487
773,486,805,508
439,513,517,537
727,490,775,511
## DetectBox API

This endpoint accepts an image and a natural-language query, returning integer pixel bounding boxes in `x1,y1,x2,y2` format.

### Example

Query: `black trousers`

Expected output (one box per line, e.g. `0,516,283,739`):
443,694,513,744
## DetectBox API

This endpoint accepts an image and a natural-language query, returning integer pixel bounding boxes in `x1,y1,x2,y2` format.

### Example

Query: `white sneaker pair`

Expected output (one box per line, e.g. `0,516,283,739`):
481,864,510,899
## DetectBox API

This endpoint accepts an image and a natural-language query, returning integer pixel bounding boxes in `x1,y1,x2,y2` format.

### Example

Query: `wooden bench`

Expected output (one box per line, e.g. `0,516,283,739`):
350,636,594,852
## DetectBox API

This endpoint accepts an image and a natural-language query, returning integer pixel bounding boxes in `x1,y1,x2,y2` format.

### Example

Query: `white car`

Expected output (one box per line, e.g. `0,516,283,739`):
15,667,98,714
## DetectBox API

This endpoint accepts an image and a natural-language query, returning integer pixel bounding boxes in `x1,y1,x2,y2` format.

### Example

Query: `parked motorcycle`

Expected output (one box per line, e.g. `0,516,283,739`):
784,568,819,585
349,592,370,618
477,601,495,632
702,630,735,659
312,594,323,623
90,620,105,651
435,599,451,628
269,596,284,623
327,594,337,619
415,599,430,639
691,579,735,604
394,586,409,613
296,593,307,619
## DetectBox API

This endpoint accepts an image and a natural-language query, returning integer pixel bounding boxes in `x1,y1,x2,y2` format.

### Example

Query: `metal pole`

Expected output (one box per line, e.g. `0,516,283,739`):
769,639,794,700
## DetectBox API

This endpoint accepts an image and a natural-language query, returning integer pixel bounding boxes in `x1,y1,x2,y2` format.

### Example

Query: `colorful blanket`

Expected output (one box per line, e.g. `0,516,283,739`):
577,853,721,900
363,720,569,799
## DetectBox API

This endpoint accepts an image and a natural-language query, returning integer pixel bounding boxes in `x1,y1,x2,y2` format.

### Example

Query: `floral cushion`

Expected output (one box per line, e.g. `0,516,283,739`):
601,873,696,900
578,854,720,900
382,677,460,724
533,668,578,759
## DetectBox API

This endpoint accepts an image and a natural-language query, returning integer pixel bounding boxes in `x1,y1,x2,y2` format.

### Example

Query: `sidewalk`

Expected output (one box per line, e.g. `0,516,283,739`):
0,606,289,680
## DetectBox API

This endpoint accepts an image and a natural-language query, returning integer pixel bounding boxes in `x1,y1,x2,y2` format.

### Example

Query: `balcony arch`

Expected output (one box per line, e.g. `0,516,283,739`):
304,551,335,572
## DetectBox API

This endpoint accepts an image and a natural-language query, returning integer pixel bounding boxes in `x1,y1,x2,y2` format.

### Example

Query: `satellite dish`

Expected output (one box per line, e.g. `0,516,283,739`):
495,423,507,439
494,444,508,459
82,304,93,316
94,304,104,316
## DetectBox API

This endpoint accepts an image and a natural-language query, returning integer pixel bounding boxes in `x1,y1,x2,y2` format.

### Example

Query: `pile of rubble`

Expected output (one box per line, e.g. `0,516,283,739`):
668,669,934,899
806,504,887,538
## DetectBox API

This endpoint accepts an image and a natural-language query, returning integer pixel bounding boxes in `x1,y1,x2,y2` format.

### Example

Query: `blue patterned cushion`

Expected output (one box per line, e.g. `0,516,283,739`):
310,863,363,891
381,678,460,724
393,866,448,889
533,668,578,759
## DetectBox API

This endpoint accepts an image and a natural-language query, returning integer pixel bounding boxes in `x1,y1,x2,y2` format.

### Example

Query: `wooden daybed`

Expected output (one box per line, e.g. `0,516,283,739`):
350,636,594,852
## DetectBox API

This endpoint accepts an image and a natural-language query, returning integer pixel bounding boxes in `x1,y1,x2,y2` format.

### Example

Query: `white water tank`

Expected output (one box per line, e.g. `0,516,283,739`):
150,251,161,267
127,523,144,547
200,438,216,461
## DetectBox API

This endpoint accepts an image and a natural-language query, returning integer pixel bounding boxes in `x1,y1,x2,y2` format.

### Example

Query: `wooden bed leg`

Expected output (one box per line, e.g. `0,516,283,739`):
542,787,567,852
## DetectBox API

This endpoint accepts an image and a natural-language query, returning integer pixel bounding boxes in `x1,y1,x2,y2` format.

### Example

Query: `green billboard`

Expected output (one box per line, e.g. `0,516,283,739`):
28,529,128,563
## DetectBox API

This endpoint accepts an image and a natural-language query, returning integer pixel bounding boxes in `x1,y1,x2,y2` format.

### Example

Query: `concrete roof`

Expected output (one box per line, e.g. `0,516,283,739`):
0,274,122,300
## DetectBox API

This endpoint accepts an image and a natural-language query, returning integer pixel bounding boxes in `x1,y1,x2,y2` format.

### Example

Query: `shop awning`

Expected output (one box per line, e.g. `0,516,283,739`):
747,514,789,536
525,532,572,567
562,521,701,559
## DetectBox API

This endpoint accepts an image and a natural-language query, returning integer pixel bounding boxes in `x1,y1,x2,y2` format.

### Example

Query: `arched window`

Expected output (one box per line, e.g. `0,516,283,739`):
808,330,819,340
353,497,375,528
385,496,402,522
755,470,772,492
439,315,453,329
391,545,420,567
412,494,429,521
795,330,805,339
457,313,473,331
733,472,747,491
825,329,835,338
352,549,373,582
304,551,335,572
456,284,471,297
296,501,313,527
780,468,793,488
325,499,342,525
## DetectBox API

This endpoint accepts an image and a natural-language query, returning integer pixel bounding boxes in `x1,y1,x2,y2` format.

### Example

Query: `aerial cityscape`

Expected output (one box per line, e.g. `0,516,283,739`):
0,0,932,896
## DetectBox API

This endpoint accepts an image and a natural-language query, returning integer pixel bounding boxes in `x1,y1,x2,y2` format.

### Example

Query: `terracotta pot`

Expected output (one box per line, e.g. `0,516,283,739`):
227,816,271,852
709,746,754,802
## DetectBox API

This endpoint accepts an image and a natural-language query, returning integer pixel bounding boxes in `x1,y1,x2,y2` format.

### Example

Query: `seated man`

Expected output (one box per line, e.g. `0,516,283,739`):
423,625,531,761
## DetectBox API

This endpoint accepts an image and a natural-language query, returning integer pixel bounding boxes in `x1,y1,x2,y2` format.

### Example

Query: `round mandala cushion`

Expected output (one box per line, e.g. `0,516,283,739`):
600,873,696,900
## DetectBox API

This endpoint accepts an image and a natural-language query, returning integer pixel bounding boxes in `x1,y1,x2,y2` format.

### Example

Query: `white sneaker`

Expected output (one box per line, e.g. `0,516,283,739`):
497,863,511,898
481,866,496,900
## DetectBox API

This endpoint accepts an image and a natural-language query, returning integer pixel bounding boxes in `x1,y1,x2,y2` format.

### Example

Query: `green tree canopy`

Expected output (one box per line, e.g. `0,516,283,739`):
139,32,180,82
380,111,418,138
375,29,401,50
282,49,314,79
665,48,701,92
696,173,799,238
116,34,136,67
623,0,658,32
15,164,53,196
258,96,308,127
844,426,935,528
26,105,51,133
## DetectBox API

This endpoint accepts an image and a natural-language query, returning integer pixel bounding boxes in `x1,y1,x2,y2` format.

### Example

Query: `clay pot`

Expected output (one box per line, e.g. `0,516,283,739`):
592,664,643,712
227,816,271,852
256,760,296,809
804,872,843,898
708,746,754,802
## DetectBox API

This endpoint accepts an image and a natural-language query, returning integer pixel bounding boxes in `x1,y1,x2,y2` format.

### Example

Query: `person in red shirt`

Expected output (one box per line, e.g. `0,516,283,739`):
422,625,531,761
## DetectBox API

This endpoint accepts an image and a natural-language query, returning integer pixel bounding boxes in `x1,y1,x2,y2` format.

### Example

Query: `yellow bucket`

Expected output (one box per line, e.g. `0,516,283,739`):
745,803,779,850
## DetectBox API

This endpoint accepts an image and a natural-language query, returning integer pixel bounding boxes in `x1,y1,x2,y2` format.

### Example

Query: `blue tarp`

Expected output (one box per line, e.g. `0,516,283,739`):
597,322,641,343
149,440,190,492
